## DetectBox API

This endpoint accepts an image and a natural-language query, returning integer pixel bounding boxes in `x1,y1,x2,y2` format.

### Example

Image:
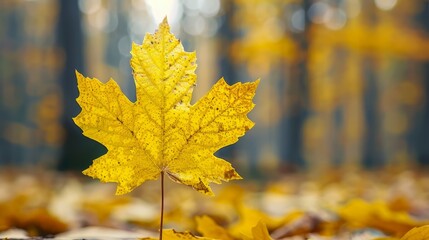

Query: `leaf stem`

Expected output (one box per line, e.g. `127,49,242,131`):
160,171,165,240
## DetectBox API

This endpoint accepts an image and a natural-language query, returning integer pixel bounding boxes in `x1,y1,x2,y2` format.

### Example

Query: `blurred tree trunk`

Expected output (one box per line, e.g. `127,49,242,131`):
57,0,103,171
413,2,429,165
279,0,309,171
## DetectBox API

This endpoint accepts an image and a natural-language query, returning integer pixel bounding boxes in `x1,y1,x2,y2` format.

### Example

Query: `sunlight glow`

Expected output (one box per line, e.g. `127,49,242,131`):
374,0,398,11
145,0,182,24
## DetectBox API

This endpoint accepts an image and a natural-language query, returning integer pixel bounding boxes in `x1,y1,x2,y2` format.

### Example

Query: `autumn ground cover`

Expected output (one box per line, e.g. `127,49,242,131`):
1,168,429,239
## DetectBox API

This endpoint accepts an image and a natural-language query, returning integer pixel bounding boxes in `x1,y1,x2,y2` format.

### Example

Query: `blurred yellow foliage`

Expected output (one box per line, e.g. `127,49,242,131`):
196,215,235,240
337,199,427,236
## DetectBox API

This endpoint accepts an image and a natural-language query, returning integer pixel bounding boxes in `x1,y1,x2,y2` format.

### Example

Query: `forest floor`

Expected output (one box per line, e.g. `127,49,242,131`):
0,167,428,239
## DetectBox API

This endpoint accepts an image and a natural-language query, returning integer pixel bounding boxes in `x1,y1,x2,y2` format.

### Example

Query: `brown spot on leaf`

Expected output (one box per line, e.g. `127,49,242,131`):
194,179,209,193
224,169,238,179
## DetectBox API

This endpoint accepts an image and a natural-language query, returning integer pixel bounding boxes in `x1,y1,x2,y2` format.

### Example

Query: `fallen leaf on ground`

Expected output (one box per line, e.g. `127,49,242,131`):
243,221,272,240
400,225,429,240
337,199,426,236
196,215,235,240
141,229,214,240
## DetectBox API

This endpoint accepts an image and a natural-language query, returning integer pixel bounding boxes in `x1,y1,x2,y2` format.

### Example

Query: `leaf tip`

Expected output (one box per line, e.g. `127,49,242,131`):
217,77,227,85
159,16,170,31
71,116,78,125
130,41,139,53
162,16,168,24
75,71,89,89
81,168,90,177
248,79,260,92
224,169,242,181
194,180,215,196
75,70,83,82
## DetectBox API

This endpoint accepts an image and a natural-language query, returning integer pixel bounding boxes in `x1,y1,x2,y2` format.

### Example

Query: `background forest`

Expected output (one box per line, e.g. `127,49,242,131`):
2,0,429,177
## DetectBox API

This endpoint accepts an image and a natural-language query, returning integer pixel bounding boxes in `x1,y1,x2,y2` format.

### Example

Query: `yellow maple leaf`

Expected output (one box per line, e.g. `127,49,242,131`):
74,18,258,196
